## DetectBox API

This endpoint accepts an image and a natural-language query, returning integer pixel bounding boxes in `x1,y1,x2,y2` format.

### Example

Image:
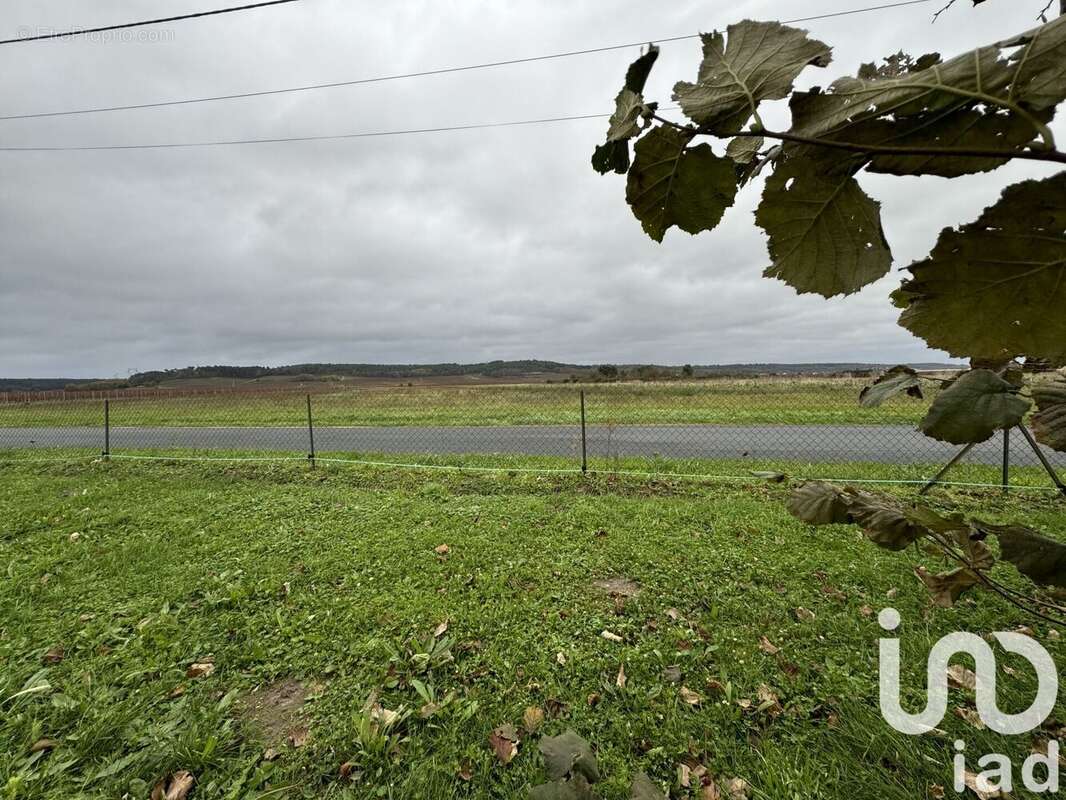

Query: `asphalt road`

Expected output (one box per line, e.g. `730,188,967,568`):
0,424,1056,466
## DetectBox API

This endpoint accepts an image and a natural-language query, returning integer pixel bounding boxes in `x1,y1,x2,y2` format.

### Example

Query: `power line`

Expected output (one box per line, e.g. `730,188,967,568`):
0,111,617,152
0,0,934,121
0,0,302,46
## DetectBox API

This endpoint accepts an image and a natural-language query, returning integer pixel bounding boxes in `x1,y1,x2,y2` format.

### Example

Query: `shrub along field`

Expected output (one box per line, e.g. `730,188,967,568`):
1,457,1063,799
0,378,938,429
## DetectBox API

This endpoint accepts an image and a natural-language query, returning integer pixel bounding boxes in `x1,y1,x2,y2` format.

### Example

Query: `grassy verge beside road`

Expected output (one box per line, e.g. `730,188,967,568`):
1,458,1063,798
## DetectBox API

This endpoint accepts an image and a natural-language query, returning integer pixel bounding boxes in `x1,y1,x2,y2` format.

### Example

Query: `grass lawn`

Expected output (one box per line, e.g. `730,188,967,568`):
0,379,935,429
1,457,1063,799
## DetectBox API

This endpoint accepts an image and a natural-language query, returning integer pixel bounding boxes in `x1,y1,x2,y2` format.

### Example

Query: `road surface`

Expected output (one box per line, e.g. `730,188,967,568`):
0,424,1058,467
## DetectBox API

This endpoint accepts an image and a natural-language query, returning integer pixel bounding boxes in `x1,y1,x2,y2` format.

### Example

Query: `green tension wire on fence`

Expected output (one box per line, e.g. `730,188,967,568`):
31,451,1050,493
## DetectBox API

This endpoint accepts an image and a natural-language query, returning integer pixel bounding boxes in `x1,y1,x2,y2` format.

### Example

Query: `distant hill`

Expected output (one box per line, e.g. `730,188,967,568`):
2,360,965,394
0,378,83,392
121,360,962,386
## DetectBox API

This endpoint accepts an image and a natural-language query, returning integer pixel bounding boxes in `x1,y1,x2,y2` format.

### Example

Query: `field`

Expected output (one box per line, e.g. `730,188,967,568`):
0,378,936,428
2,457,1064,799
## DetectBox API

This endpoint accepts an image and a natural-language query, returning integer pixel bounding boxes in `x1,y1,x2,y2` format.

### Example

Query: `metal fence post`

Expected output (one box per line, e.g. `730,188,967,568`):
306,394,316,469
1001,427,1010,494
580,390,588,474
103,399,110,460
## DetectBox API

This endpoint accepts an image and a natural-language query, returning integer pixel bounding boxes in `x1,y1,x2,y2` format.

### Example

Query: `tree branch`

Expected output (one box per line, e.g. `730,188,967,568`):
925,530,1066,626
650,114,1066,166
932,0,959,23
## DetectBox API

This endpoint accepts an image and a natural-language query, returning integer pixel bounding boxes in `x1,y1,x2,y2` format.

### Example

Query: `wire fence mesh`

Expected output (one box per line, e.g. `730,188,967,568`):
1,379,1063,490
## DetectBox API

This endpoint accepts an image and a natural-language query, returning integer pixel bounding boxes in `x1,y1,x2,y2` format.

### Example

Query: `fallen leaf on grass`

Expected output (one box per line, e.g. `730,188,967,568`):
756,685,783,717
929,784,945,800
679,686,701,706
661,665,682,684
545,698,570,717
678,762,692,788
262,748,280,762
369,704,401,726
794,607,816,623
29,739,59,753
287,726,310,748
1049,629,1061,642
704,777,750,800
186,662,215,679
523,706,545,734
616,663,627,689
758,637,780,656
339,761,359,781
434,544,450,556
42,646,64,665
556,652,567,667
666,608,681,622
962,770,1003,799
150,771,195,800
600,630,623,643
947,664,977,692
724,777,751,800
860,605,874,618
457,760,474,781
433,620,449,638
489,724,520,765
954,707,985,730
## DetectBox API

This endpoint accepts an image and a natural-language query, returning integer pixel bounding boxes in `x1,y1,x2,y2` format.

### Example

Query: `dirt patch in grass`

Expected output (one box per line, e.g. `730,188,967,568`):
236,679,314,748
592,577,642,598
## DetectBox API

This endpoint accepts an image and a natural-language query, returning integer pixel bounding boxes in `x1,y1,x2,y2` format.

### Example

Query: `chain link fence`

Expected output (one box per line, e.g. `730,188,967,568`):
1,379,1063,490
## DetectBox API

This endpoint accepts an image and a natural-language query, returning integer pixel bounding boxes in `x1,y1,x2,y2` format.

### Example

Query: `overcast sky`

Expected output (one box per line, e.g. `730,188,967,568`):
1,0,1059,378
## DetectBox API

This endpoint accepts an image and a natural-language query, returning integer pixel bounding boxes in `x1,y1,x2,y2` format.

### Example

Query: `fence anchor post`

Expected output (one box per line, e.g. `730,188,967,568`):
1015,424,1066,498
306,394,316,469
918,442,976,495
580,390,588,474
103,399,110,460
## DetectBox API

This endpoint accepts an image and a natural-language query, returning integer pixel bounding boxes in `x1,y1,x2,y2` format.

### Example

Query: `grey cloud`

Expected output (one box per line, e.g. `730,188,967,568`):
1,0,1058,377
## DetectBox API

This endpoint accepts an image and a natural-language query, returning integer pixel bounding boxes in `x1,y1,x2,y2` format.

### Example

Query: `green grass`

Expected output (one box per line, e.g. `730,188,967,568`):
0,379,935,428
1,458,1063,799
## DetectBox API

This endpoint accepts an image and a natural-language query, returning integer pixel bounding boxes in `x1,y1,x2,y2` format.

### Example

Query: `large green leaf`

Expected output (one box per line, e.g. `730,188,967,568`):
725,135,763,165
630,773,667,800
673,21,831,135
859,365,924,408
895,172,1066,364
789,16,1066,147
842,489,926,551
756,159,891,297
539,732,600,783
854,107,1056,178
919,369,1031,445
977,522,1066,589
606,47,661,144
593,47,660,176
1032,372,1066,452
626,126,738,242
915,566,982,608
530,777,596,800
786,482,850,526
